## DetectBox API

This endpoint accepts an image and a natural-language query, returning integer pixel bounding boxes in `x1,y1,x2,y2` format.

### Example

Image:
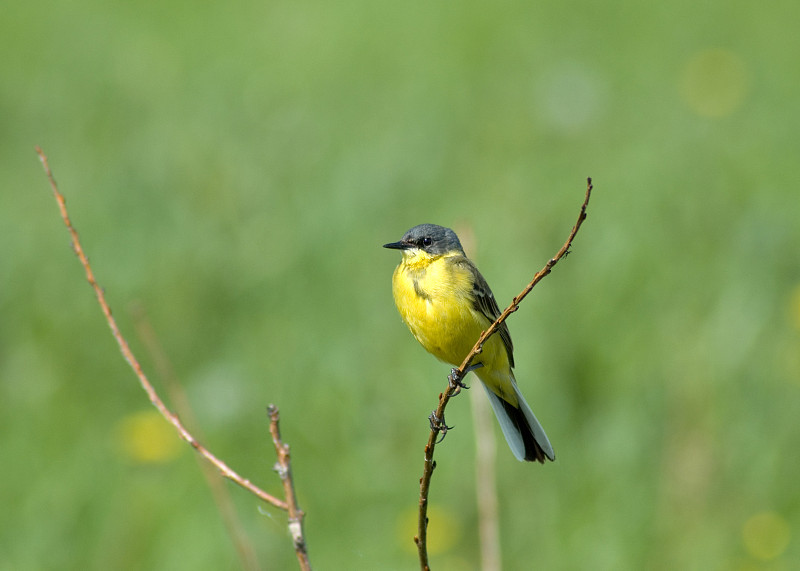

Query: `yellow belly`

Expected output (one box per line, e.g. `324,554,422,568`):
391,256,509,373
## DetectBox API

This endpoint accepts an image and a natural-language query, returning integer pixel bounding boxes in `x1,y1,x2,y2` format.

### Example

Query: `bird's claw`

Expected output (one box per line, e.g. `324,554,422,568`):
429,411,454,443
448,362,484,395
448,369,469,395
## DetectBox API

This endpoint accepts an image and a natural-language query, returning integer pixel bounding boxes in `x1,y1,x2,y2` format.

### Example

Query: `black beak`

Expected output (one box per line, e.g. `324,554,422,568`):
383,240,410,250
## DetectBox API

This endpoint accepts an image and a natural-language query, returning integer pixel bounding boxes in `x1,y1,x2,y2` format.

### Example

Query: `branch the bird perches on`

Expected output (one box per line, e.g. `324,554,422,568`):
414,178,593,570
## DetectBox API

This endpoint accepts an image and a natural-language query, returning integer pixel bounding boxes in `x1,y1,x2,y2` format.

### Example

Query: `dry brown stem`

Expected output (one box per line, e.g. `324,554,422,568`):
268,405,310,571
414,178,594,570
36,146,311,568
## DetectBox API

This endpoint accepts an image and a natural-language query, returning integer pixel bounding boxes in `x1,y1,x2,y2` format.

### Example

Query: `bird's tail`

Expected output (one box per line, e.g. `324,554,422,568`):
480,381,555,463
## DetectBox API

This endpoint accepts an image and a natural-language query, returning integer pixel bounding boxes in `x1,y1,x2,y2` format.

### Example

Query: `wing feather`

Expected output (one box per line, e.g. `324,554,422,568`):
455,257,515,368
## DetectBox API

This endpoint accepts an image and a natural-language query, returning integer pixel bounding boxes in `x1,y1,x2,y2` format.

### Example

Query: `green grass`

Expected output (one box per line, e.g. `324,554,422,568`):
2,1,799,569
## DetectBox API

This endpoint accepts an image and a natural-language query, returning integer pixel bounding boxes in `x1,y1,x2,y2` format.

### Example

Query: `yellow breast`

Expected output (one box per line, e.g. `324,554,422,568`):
391,253,506,369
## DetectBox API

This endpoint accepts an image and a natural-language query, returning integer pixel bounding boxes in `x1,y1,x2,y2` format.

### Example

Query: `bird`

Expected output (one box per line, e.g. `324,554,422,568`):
384,224,554,463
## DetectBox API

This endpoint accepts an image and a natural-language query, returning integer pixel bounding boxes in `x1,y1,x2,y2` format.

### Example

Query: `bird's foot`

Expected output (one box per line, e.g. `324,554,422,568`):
448,369,468,395
448,363,482,396
429,411,454,443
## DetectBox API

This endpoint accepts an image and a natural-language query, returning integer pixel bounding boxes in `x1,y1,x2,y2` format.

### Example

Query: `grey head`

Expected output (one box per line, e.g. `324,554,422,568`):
383,224,464,256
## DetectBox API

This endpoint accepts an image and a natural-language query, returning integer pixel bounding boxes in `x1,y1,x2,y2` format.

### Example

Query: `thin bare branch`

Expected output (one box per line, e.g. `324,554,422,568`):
36,145,289,511
267,405,311,570
414,178,594,569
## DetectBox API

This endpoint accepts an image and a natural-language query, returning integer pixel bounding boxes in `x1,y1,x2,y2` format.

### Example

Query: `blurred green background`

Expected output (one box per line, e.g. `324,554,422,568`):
2,0,798,569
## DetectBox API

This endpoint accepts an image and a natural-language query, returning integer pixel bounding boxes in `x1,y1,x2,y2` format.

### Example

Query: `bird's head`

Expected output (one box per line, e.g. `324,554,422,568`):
383,224,464,262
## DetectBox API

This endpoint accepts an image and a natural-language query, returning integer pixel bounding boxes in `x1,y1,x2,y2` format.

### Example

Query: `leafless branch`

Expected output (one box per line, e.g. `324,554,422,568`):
268,405,310,571
414,178,594,569
36,146,311,568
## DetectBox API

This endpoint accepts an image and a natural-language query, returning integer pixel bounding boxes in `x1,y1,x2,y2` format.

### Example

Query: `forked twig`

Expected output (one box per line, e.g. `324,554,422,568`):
268,405,310,571
414,178,593,570
36,146,311,569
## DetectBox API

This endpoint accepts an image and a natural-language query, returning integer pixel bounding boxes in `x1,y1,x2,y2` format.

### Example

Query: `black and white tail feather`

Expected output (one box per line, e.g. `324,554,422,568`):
481,380,555,463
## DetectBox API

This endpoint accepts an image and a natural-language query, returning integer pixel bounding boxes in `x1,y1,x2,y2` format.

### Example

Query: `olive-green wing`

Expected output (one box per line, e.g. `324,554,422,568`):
459,258,515,368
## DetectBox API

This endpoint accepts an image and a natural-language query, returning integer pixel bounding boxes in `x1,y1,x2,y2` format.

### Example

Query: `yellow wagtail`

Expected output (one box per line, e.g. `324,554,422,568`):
384,224,554,463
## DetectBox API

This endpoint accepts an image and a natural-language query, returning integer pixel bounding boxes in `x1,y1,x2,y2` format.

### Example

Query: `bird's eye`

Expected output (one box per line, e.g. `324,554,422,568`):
422,237,432,247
